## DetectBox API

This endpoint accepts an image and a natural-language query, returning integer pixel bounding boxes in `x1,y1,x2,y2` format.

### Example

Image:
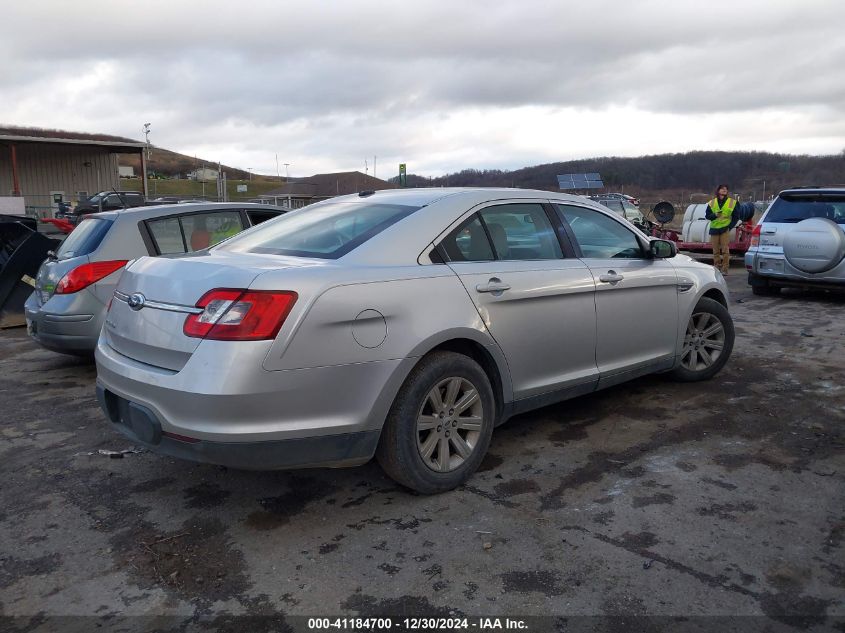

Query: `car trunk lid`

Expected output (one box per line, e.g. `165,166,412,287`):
103,252,306,370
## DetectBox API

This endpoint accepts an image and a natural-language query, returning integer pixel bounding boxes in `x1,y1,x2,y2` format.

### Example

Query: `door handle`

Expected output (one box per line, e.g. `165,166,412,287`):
599,271,624,284
476,278,511,293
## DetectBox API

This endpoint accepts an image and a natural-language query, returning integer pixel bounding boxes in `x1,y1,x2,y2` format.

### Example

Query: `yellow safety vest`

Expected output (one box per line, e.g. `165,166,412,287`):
708,197,736,230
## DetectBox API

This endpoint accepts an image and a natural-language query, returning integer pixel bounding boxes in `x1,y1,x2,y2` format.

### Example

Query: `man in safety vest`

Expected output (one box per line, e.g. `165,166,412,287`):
705,184,737,274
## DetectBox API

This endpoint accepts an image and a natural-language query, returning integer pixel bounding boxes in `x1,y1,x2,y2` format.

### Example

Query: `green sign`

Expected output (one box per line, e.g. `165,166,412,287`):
399,163,407,187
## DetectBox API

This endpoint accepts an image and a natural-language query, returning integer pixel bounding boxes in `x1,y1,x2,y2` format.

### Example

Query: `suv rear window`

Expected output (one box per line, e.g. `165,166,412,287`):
219,201,421,259
56,218,112,260
766,194,845,224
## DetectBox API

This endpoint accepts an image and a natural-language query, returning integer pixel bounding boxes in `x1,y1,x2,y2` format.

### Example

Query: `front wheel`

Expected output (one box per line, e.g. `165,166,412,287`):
669,298,735,382
376,351,495,494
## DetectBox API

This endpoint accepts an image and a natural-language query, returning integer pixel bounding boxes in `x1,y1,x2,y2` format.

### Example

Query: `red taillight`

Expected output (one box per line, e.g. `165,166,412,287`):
749,224,762,248
183,288,297,341
55,260,128,294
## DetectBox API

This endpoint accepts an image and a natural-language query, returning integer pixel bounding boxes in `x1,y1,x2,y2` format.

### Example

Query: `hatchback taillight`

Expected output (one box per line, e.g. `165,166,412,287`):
55,260,128,294
749,224,762,248
183,288,297,341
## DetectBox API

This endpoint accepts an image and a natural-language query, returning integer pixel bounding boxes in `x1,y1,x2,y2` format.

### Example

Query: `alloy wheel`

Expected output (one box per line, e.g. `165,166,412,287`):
681,311,726,372
416,377,484,473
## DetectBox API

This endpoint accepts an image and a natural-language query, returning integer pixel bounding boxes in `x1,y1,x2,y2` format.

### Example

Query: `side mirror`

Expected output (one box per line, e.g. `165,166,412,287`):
650,239,676,258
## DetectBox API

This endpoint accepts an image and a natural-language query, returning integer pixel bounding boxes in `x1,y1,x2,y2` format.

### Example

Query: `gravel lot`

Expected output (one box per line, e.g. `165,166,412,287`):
1,270,843,632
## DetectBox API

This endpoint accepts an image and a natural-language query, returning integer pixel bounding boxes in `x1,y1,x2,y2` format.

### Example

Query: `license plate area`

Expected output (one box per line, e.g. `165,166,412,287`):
759,257,784,274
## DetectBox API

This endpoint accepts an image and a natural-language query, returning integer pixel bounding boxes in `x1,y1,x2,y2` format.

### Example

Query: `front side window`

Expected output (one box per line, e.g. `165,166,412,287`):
478,204,562,260
556,204,644,259
218,201,421,259
596,199,624,216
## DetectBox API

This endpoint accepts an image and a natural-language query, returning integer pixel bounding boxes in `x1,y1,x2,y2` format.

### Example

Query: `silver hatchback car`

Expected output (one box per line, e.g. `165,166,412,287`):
95,188,734,493
25,202,286,355
745,187,845,295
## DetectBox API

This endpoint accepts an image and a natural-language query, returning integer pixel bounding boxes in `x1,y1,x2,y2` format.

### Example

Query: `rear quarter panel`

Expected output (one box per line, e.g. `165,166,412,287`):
260,266,498,372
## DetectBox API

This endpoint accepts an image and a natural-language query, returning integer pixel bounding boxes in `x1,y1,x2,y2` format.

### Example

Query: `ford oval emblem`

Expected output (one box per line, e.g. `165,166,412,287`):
127,293,146,311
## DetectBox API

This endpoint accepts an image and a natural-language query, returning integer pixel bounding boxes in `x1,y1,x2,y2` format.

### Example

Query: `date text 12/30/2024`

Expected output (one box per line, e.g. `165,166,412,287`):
308,618,529,631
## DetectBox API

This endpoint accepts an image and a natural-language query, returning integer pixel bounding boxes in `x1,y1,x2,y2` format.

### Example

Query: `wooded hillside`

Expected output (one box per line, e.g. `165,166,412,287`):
394,151,845,202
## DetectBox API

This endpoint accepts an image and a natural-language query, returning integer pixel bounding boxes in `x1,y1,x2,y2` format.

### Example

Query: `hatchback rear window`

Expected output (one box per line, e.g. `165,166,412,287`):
765,194,845,224
56,218,113,260
218,201,421,259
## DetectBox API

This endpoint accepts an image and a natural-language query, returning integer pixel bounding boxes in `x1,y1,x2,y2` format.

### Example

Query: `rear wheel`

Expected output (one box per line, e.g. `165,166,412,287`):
376,351,495,494
751,283,780,296
748,273,780,296
670,298,735,382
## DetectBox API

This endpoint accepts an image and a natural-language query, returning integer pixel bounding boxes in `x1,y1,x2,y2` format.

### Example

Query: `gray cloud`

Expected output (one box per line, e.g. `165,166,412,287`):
2,0,843,175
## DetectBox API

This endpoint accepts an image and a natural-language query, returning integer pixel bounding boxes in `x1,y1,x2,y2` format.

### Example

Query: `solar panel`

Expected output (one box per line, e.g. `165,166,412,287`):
557,173,604,190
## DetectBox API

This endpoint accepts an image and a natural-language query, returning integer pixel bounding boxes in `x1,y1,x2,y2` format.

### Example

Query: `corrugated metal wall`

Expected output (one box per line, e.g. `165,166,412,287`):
0,143,123,210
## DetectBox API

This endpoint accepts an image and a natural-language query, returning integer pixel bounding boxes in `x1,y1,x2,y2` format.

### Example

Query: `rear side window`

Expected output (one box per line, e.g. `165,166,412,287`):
146,210,245,254
442,216,495,262
765,194,845,224
479,204,562,260
219,202,421,259
148,217,185,254
56,218,112,260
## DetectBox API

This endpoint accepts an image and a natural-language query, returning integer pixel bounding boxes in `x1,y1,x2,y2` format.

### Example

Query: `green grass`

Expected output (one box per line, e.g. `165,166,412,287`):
119,177,284,200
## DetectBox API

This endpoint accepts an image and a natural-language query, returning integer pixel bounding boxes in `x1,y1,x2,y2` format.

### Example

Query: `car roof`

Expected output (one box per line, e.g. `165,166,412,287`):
334,187,621,266
87,202,288,221
323,187,590,208
779,187,845,195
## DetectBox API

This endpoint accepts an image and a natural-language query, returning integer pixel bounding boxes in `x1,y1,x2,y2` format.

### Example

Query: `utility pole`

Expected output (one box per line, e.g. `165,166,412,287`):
374,156,377,179
284,163,290,182
142,123,151,160
247,167,252,181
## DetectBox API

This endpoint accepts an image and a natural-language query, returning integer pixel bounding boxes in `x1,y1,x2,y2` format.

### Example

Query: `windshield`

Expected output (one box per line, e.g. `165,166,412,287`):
766,194,845,224
85,192,105,203
56,218,113,260
217,201,421,259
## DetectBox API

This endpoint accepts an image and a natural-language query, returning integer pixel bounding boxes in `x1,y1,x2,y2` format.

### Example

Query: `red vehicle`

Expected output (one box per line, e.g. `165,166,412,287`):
647,202,758,256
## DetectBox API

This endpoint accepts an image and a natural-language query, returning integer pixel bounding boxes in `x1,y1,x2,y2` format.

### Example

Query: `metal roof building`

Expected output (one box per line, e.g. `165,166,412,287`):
258,171,396,208
0,126,147,216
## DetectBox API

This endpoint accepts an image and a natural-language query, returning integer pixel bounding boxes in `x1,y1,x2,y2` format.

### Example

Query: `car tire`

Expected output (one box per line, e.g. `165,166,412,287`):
751,283,780,296
748,272,780,296
376,351,495,494
669,298,735,383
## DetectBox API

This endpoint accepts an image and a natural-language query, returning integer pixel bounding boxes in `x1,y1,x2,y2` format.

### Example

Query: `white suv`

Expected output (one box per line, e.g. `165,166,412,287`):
745,188,845,295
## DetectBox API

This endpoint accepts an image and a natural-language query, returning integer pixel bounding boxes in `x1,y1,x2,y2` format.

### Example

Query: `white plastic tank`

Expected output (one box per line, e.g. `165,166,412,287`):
682,203,711,243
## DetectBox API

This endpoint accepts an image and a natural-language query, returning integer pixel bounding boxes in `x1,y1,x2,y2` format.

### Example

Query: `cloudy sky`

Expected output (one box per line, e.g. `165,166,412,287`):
3,1,844,178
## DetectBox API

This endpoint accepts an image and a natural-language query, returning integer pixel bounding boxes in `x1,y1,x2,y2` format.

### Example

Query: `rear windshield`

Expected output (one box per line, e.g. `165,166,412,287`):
217,201,421,259
766,194,845,224
56,218,113,260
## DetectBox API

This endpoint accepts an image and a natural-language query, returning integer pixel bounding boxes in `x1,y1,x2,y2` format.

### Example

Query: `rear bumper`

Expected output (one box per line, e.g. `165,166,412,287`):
24,292,102,355
96,385,380,469
745,252,845,289
95,336,414,469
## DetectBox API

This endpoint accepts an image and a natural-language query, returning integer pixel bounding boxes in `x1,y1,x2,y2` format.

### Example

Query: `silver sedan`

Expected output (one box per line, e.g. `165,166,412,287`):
95,188,734,493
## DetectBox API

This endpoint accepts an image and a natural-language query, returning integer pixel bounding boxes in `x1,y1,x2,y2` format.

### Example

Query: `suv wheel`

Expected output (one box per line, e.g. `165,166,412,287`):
751,283,780,296
376,351,495,494
670,298,735,382
749,273,780,296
